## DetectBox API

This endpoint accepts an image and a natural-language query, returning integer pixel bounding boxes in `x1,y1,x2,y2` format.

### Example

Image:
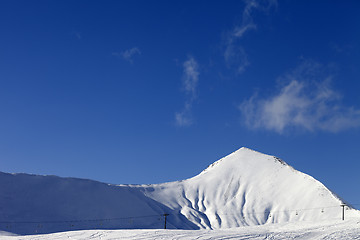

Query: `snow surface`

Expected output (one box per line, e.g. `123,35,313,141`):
1,219,360,239
1,147,359,235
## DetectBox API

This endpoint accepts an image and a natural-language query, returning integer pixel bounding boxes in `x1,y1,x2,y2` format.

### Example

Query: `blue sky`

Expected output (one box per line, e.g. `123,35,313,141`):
1,0,360,205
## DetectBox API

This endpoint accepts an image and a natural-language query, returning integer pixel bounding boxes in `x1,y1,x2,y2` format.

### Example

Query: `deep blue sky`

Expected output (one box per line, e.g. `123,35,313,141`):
1,1,360,206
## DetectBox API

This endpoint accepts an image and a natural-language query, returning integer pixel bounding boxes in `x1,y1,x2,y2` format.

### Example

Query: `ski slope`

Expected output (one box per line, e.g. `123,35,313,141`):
1,219,360,239
1,147,359,235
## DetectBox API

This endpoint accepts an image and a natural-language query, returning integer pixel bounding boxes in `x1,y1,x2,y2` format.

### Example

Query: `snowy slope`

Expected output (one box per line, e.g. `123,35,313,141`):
0,147,359,235
140,147,359,229
0,172,188,234
1,219,360,240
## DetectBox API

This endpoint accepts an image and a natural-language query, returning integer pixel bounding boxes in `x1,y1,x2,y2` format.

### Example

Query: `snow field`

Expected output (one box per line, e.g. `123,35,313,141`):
1,219,360,240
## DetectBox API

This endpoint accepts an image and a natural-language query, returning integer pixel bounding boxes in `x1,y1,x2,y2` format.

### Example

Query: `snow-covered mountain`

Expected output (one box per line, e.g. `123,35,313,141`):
1,147,359,235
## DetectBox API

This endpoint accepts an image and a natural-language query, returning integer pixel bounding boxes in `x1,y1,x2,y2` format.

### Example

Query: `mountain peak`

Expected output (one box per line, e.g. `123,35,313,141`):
199,146,288,175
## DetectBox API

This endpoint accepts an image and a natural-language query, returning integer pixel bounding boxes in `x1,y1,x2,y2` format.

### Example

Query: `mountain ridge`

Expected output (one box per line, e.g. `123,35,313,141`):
1,147,359,234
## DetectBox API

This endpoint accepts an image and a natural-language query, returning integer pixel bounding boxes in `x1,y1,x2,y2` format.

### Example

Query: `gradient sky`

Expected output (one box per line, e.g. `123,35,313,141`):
1,1,360,206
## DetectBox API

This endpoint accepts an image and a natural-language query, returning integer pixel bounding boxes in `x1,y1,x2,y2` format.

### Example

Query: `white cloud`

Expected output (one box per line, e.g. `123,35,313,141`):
233,0,259,38
175,57,199,127
239,61,360,133
224,0,277,73
182,57,200,98
113,47,141,63
175,103,193,127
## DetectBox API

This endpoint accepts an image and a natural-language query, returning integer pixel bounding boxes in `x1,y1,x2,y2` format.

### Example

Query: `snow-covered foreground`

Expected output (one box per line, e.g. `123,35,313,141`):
1,219,360,240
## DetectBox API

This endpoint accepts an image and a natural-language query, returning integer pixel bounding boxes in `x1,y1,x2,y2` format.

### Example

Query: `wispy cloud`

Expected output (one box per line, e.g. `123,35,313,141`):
182,57,200,98
224,0,277,73
239,60,360,133
224,45,249,74
175,102,193,127
113,47,141,63
175,57,200,127
72,31,82,40
329,42,354,55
